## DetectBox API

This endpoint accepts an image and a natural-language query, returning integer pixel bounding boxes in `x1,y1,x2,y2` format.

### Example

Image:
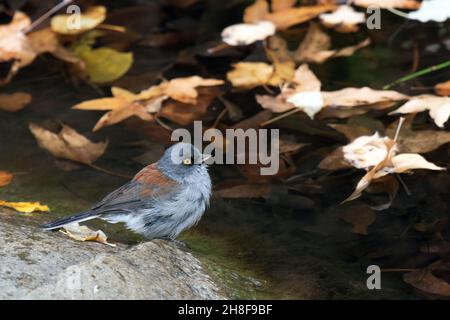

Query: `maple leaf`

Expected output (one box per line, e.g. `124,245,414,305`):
0,13,83,84
294,24,370,64
73,76,223,131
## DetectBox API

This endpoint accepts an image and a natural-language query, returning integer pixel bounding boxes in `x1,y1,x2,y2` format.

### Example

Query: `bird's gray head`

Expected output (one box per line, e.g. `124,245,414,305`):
157,142,210,183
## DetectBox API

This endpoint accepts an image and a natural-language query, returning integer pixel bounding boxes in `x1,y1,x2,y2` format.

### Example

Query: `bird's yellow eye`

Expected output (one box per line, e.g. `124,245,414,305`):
183,158,192,165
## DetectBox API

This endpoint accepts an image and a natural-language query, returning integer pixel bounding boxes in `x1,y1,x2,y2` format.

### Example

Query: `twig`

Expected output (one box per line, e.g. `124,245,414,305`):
85,163,133,179
24,0,73,34
381,268,415,273
396,173,411,196
411,42,419,73
155,116,173,131
96,24,127,33
210,108,227,129
260,108,301,127
393,117,405,142
262,84,275,95
383,60,450,89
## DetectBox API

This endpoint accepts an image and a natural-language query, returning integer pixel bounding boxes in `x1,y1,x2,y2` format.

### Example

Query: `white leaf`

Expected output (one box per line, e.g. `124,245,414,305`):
286,91,324,118
221,21,276,46
408,0,450,23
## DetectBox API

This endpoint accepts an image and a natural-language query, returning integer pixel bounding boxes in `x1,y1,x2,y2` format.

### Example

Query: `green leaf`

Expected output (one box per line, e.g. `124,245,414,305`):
71,31,133,83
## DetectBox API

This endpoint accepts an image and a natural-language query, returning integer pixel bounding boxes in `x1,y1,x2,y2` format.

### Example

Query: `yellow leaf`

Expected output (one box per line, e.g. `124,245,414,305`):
227,62,274,88
0,200,49,213
51,6,106,35
61,223,116,247
71,31,133,83
76,47,133,83
73,97,128,111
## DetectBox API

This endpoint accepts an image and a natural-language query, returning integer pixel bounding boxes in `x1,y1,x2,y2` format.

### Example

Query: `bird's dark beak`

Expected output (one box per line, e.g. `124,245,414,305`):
200,154,212,164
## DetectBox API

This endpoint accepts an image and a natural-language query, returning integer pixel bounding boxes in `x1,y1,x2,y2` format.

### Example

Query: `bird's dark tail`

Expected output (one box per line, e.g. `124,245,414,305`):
40,211,99,230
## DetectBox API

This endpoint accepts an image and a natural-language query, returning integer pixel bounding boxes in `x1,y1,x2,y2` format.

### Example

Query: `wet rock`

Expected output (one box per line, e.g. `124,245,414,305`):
0,219,226,300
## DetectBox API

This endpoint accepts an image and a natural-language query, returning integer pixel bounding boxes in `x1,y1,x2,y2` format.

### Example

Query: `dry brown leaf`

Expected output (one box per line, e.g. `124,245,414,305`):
386,119,450,153
342,126,444,202
0,92,31,112
158,88,219,125
322,87,408,107
74,76,223,130
294,24,370,64
215,183,270,198
158,76,223,104
353,0,421,9
61,223,116,247
0,13,83,83
28,28,84,67
29,123,108,164
256,94,294,113
93,102,154,132
319,5,366,33
256,64,407,119
318,147,352,170
264,36,296,85
227,62,275,88
0,11,36,83
0,201,49,213
244,0,337,30
338,204,376,235
435,80,450,96
403,260,450,297
390,95,450,128
0,171,13,187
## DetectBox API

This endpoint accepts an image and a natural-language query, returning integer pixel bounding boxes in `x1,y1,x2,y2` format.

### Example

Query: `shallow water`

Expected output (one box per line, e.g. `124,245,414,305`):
1,9,449,298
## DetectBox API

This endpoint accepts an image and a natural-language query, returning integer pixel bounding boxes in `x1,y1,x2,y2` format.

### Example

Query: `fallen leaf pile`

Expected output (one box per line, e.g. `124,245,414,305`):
256,63,407,119
73,76,224,131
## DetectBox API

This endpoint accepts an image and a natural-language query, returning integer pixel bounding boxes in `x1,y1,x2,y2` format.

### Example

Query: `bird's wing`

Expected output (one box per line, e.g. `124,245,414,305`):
90,164,179,214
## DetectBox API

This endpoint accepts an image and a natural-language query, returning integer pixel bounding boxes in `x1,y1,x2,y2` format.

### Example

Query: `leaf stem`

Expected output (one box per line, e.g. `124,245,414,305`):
24,0,73,34
383,60,450,89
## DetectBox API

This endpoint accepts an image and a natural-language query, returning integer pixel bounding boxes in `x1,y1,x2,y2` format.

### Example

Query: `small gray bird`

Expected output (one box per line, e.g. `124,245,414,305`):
41,143,212,240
